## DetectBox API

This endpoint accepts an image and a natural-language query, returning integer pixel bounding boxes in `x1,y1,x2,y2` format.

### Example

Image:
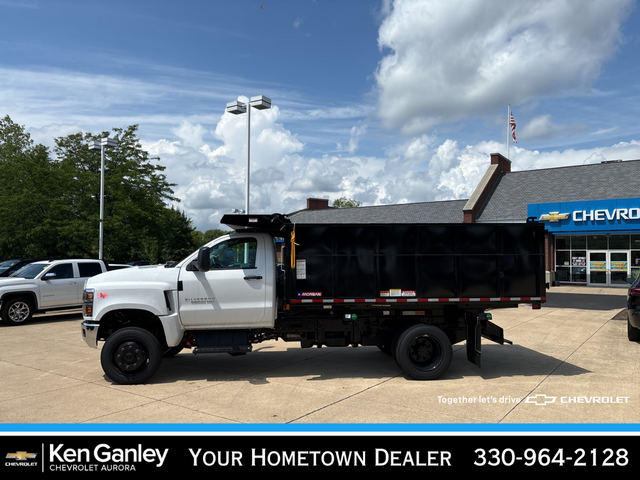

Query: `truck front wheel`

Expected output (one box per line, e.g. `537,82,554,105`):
394,324,452,380
1,298,34,326
101,327,162,385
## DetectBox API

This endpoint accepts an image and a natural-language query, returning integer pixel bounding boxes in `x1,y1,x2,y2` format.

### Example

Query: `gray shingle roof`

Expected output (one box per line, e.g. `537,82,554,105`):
289,199,467,224
476,159,640,222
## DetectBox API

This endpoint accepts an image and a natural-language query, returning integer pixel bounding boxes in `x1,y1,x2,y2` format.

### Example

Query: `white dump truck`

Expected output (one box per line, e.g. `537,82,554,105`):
81,214,546,384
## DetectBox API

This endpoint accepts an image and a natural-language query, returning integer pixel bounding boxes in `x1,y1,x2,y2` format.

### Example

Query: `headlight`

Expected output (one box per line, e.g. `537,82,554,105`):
83,288,95,317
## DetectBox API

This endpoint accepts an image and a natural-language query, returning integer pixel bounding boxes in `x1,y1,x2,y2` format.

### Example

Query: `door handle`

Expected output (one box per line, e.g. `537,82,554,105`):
244,275,263,280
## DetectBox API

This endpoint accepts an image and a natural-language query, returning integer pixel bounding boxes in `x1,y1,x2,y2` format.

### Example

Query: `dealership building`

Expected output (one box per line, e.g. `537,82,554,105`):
290,154,640,288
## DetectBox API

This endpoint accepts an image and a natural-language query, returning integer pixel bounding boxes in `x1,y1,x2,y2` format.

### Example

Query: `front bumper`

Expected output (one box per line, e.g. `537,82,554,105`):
81,320,99,348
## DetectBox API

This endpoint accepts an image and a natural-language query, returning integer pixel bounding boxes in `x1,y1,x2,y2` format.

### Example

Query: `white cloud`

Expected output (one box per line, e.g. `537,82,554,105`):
163,103,307,225
375,0,633,135
162,100,640,230
172,121,208,149
337,124,367,153
519,114,587,141
512,140,640,171
144,138,188,156
27,122,85,149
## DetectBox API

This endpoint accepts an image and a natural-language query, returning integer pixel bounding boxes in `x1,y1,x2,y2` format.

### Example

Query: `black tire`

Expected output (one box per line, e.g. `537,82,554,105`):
394,324,453,380
101,327,162,384
628,319,640,342
1,297,34,326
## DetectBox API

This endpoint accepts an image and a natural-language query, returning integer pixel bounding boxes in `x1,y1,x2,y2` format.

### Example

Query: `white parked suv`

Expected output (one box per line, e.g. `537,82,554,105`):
0,259,107,326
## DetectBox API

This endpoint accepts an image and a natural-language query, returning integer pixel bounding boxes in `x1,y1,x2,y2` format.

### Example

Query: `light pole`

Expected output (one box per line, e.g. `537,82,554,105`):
226,95,272,214
88,137,118,260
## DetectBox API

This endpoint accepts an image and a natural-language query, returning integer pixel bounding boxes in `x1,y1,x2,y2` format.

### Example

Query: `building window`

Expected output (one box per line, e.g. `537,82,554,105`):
632,235,640,280
610,235,630,249
556,234,640,282
587,235,607,250
556,266,570,282
556,236,570,250
571,236,586,249
555,235,587,283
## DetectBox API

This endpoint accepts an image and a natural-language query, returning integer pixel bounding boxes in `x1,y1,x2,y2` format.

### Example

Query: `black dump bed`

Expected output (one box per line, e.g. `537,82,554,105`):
287,222,546,307
221,214,547,309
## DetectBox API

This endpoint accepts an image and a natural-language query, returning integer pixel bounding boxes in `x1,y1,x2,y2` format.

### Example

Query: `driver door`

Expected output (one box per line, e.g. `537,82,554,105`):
39,262,79,308
178,235,268,328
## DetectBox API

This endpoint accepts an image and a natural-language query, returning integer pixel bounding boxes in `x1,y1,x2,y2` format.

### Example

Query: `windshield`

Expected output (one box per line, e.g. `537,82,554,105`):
0,260,19,274
9,263,47,279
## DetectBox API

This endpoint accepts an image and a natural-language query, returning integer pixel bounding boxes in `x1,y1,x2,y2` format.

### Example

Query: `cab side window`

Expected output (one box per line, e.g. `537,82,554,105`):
78,262,103,278
47,263,74,279
209,238,257,269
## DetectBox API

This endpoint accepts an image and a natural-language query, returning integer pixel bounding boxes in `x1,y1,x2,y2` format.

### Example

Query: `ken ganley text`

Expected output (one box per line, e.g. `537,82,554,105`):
190,448,452,467
49,444,168,471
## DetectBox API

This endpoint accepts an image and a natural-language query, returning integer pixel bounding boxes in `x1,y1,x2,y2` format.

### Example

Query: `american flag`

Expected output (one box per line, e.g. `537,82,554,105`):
510,111,517,144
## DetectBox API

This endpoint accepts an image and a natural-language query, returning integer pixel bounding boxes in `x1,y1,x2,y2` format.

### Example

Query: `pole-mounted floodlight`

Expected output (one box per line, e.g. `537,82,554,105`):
88,136,118,260
226,101,247,115
225,95,272,214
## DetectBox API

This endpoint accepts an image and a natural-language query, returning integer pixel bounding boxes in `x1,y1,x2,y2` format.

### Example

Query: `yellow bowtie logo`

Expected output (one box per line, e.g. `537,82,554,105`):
539,212,570,222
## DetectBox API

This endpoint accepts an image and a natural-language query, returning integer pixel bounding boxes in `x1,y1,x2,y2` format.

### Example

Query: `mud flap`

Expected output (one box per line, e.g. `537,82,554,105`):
466,312,512,368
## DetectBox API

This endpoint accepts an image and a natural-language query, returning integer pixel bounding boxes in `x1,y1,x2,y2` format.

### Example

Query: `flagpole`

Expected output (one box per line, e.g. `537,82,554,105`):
507,103,511,159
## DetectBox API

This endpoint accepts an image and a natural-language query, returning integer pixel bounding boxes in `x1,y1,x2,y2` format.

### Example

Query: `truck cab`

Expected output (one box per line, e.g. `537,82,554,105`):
178,232,277,329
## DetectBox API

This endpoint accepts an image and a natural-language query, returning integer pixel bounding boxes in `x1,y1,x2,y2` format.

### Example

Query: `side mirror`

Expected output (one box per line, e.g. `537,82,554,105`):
43,272,57,280
194,247,211,272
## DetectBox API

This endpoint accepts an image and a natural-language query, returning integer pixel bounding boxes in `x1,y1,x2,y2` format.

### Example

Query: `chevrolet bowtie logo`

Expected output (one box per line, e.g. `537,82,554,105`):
526,394,557,406
6,451,37,460
539,211,570,222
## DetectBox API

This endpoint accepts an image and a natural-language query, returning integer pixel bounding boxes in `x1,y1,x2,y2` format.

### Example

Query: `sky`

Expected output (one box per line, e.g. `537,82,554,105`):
2,0,640,231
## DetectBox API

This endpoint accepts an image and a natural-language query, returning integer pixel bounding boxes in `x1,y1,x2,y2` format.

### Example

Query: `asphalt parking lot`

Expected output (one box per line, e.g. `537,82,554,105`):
0,285,637,429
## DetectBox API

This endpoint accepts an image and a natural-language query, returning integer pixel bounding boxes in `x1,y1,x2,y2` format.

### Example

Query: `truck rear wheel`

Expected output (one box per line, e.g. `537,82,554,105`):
1,297,34,326
101,327,162,385
394,324,452,380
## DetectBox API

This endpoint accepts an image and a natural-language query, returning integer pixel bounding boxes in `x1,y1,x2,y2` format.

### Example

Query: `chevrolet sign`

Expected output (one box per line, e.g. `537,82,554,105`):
573,207,640,222
528,198,640,233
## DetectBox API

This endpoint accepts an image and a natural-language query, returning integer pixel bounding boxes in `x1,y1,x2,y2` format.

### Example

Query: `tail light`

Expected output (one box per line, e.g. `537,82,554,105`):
630,287,640,295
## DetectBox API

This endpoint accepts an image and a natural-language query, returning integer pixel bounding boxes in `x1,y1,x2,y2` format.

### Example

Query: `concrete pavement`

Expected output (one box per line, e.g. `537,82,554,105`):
0,285,637,429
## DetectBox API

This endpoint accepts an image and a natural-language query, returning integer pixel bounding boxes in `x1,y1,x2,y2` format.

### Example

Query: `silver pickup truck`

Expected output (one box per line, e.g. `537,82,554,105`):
0,259,107,325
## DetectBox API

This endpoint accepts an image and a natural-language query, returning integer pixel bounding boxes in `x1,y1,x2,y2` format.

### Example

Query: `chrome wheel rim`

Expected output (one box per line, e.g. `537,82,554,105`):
8,301,30,323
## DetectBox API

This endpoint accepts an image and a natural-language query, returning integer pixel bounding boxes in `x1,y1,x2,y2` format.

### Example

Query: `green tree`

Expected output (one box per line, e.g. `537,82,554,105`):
0,116,67,258
53,125,197,263
332,197,361,208
156,207,200,262
0,116,198,264
193,228,231,247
